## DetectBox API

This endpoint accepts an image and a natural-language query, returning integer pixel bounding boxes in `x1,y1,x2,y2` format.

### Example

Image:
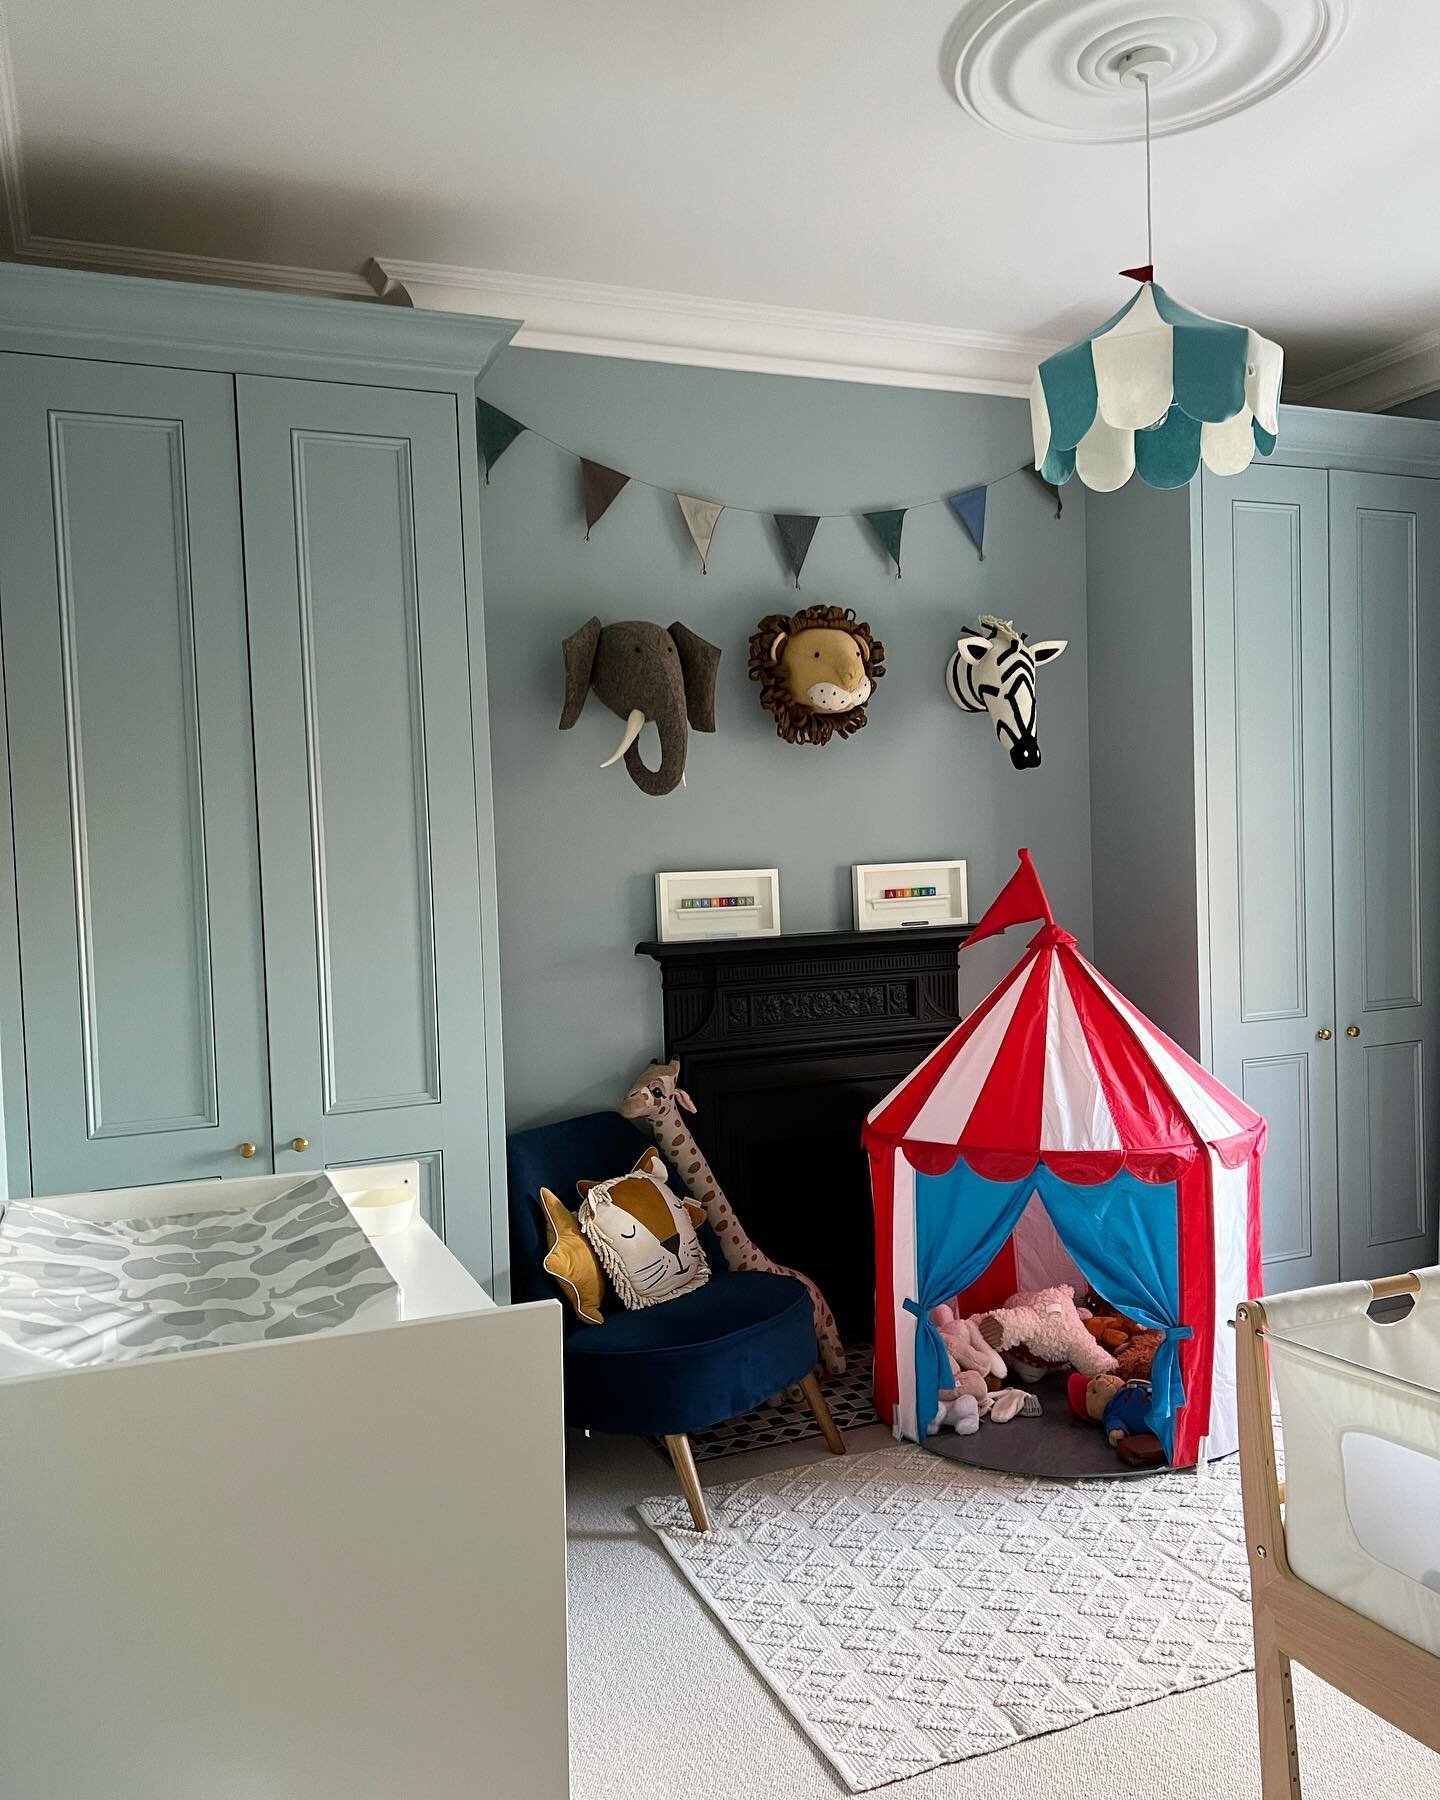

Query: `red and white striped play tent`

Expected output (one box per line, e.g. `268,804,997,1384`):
865,851,1265,1466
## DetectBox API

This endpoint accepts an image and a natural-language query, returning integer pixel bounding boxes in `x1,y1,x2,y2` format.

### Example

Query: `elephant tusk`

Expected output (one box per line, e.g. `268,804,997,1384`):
600,708,646,769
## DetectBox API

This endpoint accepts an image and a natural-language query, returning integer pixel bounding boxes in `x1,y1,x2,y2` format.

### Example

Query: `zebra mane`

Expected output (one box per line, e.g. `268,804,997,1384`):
976,614,1022,642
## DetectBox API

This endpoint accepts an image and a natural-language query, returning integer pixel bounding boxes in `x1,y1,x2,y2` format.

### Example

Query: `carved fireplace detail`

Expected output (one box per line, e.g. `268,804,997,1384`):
635,925,969,1340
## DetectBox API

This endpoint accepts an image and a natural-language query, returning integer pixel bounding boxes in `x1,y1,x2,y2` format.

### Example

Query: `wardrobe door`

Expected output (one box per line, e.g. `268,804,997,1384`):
0,356,271,1193
236,377,490,1251
1329,472,1440,1280
1201,464,1339,1291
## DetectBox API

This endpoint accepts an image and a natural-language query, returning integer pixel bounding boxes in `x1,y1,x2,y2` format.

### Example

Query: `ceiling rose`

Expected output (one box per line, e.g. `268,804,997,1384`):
943,0,1351,142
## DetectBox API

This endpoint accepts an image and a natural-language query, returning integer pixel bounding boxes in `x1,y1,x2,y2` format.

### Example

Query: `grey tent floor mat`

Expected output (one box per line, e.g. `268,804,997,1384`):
921,1372,1167,1481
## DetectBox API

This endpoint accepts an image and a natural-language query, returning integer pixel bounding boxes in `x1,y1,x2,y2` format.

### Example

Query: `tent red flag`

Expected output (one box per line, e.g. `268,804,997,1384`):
964,848,1054,948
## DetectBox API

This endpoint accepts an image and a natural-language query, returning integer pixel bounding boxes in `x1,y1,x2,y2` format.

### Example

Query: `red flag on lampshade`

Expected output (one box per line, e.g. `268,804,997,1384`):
964,849,1056,948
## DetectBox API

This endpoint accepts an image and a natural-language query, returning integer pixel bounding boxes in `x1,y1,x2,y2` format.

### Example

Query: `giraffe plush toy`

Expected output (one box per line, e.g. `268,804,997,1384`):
620,1058,846,1375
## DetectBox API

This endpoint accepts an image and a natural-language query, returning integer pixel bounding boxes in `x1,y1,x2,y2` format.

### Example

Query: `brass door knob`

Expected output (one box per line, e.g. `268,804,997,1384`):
1346,1025,1360,1038
1316,1027,1333,1041
238,1141,258,1159
290,1136,310,1154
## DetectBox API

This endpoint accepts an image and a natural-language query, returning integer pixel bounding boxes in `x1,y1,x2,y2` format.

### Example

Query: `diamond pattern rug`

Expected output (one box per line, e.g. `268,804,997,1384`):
639,1444,1252,1792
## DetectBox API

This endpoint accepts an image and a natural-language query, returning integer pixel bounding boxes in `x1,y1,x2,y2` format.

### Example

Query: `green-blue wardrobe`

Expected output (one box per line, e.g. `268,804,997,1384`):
0,264,518,1294
1087,406,1440,1292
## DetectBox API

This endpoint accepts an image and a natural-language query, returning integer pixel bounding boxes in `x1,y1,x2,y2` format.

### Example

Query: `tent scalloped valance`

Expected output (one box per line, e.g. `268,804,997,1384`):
1030,282,1282,494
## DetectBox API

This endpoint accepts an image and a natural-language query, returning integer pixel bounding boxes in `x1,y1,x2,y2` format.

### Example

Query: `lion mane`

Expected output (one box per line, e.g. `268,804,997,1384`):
747,605,886,746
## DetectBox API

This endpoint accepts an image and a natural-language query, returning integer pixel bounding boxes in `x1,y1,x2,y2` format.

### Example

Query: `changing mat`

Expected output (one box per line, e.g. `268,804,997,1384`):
0,1173,400,1369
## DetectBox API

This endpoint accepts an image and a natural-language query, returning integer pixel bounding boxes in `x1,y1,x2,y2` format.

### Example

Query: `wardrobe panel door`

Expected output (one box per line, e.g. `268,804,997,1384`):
0,355,271,1192
1201,464,1338,1291
237,378,489,1257
1330,473,1440,1279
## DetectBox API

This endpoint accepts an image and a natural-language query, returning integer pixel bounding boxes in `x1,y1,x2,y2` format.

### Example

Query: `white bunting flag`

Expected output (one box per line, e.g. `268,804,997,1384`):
676,494,725,573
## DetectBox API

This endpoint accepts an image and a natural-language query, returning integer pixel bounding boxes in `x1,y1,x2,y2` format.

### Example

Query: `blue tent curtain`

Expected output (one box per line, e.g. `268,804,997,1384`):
1032,1167,1189,1453
904,1165,1037,1438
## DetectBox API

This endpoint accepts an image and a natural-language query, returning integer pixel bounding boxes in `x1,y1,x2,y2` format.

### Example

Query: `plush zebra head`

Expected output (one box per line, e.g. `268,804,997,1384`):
945,616,1067,770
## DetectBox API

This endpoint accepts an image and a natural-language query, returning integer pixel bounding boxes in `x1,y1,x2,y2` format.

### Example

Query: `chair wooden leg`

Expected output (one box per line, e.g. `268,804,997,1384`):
1254,1622,1303,1800
663,1434,711,1532
800,1370,846,1456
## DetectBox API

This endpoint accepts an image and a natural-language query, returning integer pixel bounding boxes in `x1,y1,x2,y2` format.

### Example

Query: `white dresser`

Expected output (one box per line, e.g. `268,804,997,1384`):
0,1168,569,1800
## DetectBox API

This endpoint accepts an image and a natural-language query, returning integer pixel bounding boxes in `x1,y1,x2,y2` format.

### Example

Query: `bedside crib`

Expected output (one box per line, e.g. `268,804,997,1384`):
1235,1270,1440,1799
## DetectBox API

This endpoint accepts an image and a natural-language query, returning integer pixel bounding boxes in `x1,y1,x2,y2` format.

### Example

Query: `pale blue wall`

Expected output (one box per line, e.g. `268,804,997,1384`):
477,349,1094,1128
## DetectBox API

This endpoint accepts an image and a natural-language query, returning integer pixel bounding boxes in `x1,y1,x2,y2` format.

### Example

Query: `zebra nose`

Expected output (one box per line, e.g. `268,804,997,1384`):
1009,739,1041,769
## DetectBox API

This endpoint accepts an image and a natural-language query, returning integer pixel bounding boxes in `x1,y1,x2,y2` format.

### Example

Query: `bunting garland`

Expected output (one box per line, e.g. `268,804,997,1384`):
477,400,526,481
676,495,724,572
862,508,906,578
581,459,630,537
477,397,1064,583
947,485,988,561
774,514,820,588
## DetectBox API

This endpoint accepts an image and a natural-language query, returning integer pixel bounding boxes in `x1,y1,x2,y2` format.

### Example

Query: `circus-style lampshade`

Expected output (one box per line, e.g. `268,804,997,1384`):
1031,281,1283,491
1030,45,1283,493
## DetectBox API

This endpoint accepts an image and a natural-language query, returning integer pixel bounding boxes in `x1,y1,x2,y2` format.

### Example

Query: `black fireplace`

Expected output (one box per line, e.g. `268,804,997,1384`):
636,925,969,1342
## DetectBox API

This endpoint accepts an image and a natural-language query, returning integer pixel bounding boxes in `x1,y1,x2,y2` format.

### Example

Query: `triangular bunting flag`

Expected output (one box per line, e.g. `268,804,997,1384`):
862,508,906,578
774,514,819,587
476,401,526,482
676,495,725,573
581,459,630,537
1025,466,1064,519
947,485,988,560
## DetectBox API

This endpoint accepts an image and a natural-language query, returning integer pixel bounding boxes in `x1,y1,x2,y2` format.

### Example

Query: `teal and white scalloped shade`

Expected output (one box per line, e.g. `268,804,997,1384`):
1031,282,1282,492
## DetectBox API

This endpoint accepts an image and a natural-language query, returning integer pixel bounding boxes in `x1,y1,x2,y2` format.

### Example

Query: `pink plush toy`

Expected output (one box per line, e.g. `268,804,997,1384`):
929,1300,1008,1383
981,1284,1117,1382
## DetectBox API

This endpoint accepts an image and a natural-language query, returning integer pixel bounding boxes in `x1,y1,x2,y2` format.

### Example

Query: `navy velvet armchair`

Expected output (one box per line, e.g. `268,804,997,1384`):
507,1110,844,1528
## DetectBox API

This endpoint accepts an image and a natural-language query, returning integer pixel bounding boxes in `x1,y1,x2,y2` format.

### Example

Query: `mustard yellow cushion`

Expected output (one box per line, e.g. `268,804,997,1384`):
539,1186,608,1324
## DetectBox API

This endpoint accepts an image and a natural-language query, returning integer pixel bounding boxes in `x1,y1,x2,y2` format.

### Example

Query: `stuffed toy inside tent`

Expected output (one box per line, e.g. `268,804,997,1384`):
865,851,1265,1467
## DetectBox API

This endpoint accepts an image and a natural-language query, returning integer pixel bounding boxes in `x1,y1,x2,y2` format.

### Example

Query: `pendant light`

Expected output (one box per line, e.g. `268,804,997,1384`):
1030,46,1283,494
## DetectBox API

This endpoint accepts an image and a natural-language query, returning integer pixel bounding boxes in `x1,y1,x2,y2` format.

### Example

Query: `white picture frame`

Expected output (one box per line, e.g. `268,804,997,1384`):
852,859,968,931
655,868,782,942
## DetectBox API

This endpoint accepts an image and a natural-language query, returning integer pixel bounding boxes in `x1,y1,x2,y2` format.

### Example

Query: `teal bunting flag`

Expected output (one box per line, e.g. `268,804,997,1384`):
774,514,819,587
477,401,526,481
947,485,988,560
581,459,630,537
863,508,906,578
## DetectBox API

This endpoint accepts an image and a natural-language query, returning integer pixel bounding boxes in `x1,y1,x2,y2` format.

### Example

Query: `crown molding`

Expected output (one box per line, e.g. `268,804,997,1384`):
1287,323,1440,414
366,255,1062,396
0,228,1433,411
10,232,372,298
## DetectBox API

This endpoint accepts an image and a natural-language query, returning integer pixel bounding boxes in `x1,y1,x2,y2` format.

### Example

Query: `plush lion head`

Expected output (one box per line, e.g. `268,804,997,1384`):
748,605,886,745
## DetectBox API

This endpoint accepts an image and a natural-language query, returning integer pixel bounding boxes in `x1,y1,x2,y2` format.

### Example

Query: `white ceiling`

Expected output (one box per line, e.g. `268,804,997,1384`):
2,0,1437,403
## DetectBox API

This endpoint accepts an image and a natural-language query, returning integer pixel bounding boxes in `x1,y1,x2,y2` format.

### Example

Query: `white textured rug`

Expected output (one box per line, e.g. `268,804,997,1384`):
639,1444,1254,1793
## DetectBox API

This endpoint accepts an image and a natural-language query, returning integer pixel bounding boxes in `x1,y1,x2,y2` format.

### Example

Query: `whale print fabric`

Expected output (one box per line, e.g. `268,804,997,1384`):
0,1174,400,1368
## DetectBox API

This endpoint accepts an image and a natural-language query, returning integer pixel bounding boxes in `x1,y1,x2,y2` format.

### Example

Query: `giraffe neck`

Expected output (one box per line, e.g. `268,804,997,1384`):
655,1099,735,1223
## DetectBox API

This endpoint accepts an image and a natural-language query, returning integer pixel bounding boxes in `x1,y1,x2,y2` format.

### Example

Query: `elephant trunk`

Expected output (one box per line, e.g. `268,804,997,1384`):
624,709,688,798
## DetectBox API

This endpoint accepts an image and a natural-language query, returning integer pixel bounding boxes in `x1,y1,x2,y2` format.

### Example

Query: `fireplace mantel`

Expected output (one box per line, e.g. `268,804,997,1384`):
635,924,970,1052
635,924,970,1338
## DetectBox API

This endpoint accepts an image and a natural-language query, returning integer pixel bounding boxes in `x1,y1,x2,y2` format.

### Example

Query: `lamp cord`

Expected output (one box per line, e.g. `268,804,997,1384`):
1141,72,1154,270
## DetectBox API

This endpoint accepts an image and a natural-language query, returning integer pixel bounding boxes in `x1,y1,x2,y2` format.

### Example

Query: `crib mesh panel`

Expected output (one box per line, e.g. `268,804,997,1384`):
1264,1268,1440,1656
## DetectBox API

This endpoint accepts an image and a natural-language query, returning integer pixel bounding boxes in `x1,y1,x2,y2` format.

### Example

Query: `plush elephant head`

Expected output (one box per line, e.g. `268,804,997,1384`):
559,617,722,797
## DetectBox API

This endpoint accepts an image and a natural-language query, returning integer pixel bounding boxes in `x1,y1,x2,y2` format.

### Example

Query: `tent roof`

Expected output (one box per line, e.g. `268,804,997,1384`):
864,907,1265,1184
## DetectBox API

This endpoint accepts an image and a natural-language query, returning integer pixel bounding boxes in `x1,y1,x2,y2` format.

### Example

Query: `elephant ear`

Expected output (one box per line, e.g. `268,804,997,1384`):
668,622,721,733
559,617,603,729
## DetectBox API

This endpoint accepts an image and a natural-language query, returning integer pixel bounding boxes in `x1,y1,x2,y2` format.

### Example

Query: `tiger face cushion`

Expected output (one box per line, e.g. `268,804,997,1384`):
576,1148,709,1310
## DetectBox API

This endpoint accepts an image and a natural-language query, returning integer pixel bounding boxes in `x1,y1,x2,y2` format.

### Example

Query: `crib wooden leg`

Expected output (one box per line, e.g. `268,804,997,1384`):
1255,1623,1303,1800
800,1371,846,1456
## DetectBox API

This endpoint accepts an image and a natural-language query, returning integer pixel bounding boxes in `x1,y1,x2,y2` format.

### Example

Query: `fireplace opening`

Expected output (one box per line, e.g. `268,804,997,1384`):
637,925,968,1345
